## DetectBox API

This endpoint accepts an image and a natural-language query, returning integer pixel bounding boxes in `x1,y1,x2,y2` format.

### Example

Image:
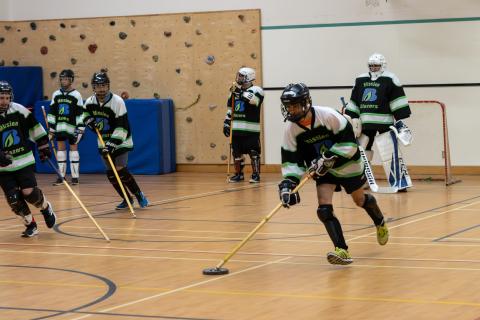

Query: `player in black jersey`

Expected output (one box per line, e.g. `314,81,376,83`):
278,83,389,265
48,69,84,185
0,81,56,237
223,67,264,183
82,72,149,210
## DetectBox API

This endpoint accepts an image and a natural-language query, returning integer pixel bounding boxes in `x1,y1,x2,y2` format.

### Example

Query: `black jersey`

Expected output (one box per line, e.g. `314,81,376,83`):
0,102,48,173
281,106,363,183
83,93,133,156
226,85,264,137
48,89,84,137
346,71,411,131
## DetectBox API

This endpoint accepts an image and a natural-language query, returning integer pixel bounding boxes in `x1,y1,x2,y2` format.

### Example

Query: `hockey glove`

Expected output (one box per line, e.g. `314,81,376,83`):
48,127,56,141
37,143,52,162
101,141,117,158
74,128,85,145
0,151,12,167
84,115,98,131
308,154,337,178
223,119,231,137
241,91,257,105
278,179,300,208
229,82,243,99
390,120,412,146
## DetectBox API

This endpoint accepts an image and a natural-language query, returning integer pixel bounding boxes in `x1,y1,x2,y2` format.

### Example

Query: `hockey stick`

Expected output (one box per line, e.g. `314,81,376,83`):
45,158,111,242
340,97,397,194
41,106,57,160
95,128,136,218
204,174,311,275
226,93,235,182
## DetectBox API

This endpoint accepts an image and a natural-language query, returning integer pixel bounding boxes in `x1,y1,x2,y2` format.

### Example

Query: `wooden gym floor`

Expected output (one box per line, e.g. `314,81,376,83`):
1,172,480,320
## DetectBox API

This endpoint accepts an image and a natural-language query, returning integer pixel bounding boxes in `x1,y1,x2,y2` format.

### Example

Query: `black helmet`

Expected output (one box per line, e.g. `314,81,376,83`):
280,83,312,122
91,72,110,86
59,69,74,81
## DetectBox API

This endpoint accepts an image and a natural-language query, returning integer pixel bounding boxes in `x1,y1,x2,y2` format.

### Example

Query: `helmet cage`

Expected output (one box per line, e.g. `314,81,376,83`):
236,67,255,85
0,81,13,113
280,83,312,122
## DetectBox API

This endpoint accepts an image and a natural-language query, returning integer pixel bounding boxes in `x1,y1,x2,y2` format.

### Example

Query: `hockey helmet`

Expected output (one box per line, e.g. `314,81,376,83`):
91,72,110,100
236,67,256,86
60,69,75,81
91,72,110,86
0,81,13,113
280,83,312,122
367,53,386,80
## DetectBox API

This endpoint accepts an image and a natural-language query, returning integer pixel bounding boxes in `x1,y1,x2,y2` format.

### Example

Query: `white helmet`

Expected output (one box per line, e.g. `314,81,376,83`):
236,67,256,86
367,53,386,80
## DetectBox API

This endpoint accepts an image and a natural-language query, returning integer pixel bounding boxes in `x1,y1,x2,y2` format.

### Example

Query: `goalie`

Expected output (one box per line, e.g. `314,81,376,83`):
344,53,413,191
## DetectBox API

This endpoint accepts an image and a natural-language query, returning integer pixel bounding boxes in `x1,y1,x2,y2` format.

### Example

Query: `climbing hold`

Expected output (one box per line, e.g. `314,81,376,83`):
130,20,136,27
49,35,56,41
40,46,48,55
195,79,203,86
119,32,127,40
175,68,181,74
21,37,28,44
79,34,86,40
30,22,37,30
132,81,140,88
153,93,160,99
88,43,98,53
70,58,77,65
109,21,116,26
152,55,159,62
185,154,195,161
186,117,193,123
59,23,66,28
238,15,245,22
50,72,57,79
82,82,88,88
184,42,192,48
205,55,215,65
12,60,19,66
141,43,149,51
121,91,129,100
164,31,172,37
195,29,202,35
210,143,216,148
183,16,191,23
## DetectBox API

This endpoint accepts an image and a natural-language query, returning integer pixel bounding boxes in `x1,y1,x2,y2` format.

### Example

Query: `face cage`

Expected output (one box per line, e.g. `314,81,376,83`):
0,94,12,113
281,102,309,122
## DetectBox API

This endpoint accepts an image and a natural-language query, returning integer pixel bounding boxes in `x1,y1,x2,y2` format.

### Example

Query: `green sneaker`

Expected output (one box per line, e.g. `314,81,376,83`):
327,247,353,265
376,223,389,246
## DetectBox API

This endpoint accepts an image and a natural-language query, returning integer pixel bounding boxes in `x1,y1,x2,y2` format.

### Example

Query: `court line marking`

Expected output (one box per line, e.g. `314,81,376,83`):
69,256,292,320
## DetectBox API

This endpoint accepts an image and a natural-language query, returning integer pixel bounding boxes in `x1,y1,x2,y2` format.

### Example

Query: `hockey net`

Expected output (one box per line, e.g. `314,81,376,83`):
406,100,460,186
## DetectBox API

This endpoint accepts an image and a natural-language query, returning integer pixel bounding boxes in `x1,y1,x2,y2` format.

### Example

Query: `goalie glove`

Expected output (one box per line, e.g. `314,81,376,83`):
390,120,412,146
278,179,300,208
308,154,337,178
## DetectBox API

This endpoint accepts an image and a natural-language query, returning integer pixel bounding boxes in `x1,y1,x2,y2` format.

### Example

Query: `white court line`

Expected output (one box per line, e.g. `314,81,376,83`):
347,200,480,243
69,256,291,320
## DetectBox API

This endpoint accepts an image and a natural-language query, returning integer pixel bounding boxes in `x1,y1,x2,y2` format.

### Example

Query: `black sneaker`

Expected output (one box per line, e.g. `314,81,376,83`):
71,178,79,185
41,202,56,228
52,178,63,186
228,173,244,183
22,221,39,238
249,173,260,183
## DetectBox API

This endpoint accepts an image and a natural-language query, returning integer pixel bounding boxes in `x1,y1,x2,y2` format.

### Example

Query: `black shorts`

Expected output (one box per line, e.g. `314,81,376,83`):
232,135,261,157
56,133,76,145
0,165,37,194
363,128,389,150
315,171,366,194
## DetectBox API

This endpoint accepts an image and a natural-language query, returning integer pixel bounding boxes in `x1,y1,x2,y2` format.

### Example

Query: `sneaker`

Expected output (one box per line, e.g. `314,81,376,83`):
135,192,149,208
228,173,244,183
116,198,134,210
41,202,56,228
52,178,63,186
376,223,389,246
249,173,260,183
71,178,79,185
327,247,353,265
21,221,39,238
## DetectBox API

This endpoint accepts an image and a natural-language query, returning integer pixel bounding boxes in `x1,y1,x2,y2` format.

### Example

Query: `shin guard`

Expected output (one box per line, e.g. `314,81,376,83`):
249,150,260,175
7,189,32,219
23,187,47,209
57,150,67,178
317,205,348,250
118,167,141,195
107,170,132,200
69,150,80,178
362,193,384,226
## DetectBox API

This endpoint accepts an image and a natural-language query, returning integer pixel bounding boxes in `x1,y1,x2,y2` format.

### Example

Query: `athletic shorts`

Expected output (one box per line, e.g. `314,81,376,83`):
101,151,128,169
56,133,77,145
0,165,37,194
232,135,261,157
315,171,367,194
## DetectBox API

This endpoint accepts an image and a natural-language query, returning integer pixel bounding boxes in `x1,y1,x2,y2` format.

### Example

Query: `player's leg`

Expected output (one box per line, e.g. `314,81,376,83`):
69,137,80,185
102,153,133,209
229,139,245,182
53,139,67,185
117,165,149,209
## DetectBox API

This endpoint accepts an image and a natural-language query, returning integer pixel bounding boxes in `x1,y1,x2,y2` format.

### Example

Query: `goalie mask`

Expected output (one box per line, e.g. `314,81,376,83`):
0,81,13,114
280,83,312,122
91,72,110,101
236,67,255,88
367,53,386,81
59,69,75,90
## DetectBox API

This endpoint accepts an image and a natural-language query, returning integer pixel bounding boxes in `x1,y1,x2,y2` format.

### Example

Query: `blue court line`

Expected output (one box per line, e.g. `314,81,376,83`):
433,224,480,242
262,17,480,30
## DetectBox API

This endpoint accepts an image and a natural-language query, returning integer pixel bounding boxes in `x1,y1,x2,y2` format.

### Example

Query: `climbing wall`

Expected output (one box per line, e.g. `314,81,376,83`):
0,10,262,164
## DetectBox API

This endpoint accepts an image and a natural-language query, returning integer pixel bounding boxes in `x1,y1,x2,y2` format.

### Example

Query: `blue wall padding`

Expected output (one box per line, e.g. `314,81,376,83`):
33,99,176,174
0,66,43,109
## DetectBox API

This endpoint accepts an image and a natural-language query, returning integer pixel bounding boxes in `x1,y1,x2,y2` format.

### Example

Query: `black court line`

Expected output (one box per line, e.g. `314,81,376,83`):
433,224,480,243
0,264,116,320
0,306,218,320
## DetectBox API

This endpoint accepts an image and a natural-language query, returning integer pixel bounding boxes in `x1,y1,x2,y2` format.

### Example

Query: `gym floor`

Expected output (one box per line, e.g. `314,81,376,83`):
1,172,479,319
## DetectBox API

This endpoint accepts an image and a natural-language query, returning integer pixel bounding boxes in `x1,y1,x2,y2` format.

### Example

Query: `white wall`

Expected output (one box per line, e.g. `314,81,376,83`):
3,0,480,166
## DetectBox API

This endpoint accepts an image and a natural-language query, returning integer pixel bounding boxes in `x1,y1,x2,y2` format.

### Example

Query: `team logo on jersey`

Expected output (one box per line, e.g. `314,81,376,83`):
95,118,110,131
59,104,70,115
313,140,333,157
234,100,245,113
362,88,378,102
2,129,20,148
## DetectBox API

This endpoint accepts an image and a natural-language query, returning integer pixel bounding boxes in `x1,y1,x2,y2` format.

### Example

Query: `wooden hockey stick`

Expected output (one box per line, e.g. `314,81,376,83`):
226,92,236,182
46,158,110,242
95,128,136,218
340,97,397,193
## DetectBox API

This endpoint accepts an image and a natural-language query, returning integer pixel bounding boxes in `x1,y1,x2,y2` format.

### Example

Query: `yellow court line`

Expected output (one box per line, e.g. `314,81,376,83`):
69,256,292,320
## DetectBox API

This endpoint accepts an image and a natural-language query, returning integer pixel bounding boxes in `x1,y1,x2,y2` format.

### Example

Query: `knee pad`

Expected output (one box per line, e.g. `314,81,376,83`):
7,189,31,216
362,193,384,222
23,187,44,208
106,170,117,184
249,150,260,159
118,167,132,183
317,204,335,223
